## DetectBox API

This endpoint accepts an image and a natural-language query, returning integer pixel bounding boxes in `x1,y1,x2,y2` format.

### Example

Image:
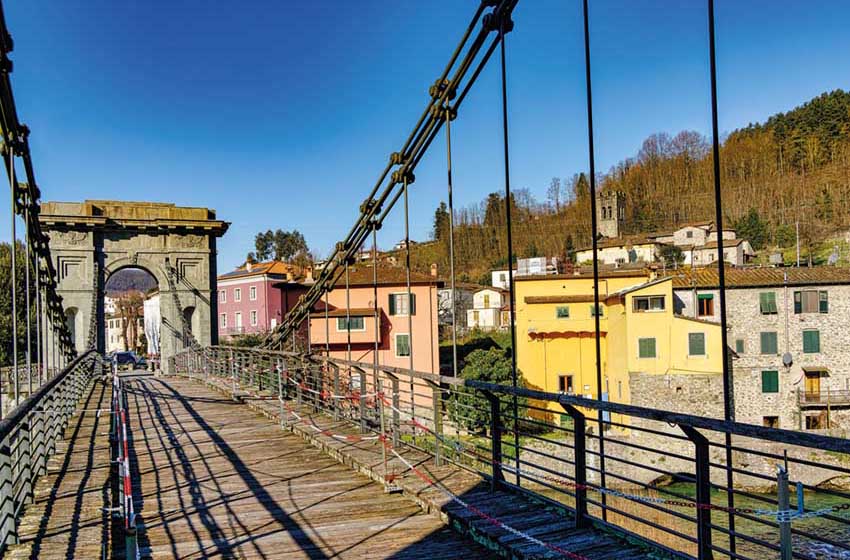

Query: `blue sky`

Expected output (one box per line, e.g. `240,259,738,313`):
3,1,849,271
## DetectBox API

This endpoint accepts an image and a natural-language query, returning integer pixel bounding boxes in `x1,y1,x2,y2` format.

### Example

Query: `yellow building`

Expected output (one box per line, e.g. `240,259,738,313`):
514,270,724,424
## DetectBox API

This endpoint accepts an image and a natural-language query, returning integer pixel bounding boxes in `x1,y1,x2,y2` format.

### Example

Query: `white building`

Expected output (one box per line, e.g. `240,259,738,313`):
106,315,144,353
681,239,756,267
491,270,516,290
437,284,477,330
467,288,507,331
144,291,161,358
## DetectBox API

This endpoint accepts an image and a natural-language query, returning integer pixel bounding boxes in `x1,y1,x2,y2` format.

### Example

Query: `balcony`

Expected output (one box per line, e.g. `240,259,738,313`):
797,388,850,407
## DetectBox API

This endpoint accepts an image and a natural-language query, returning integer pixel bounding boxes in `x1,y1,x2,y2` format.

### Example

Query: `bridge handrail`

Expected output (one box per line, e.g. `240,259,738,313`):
0,348,103,554
172,344,850,560
173,345,849,453
0,349,97,442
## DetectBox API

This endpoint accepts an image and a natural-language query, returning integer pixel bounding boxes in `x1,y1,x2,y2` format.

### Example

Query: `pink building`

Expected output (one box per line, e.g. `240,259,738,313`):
309,266,443,375
217,261,311,338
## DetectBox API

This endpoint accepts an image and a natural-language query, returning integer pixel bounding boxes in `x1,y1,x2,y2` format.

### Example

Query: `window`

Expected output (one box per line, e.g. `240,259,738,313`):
794,290,828,314
234,288,242,302
760,331,778,355
763,416,779,429
499,273,506,283
558,374,574,394
638,337,657,358
697,294,714,316
219,290,226,303
235,312,242,328
759,292,777,314
395,333,410,357
336,316,365,332
389,293,416,316
249,286,257,301
803,329,820,353
250,310,257,326
686,230,693,238
761,370,779,393
483,294,491,308
555,306,570,319
805,415,825,430
688,333,706,356
735,338,745,354
220,313,227,328
633,295,665,312
472,310,480,323
590,304,604,317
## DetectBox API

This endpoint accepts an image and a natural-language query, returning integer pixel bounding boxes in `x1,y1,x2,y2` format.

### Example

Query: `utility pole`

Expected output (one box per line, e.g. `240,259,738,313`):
795,219,800,267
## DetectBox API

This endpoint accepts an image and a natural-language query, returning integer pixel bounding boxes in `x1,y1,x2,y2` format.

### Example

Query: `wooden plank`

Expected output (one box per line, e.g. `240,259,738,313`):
5,379,114,560
125,375,497,559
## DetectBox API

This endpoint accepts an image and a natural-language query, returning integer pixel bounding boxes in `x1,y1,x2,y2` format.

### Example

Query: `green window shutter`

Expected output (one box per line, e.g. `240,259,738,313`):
793,291,802,314
760,292,777,314
735,339,745,354
688,333,705,356
397,334,410,356
819,291,829,313
803,330,820,353
760,332,777,354
409,293,416,315
388,294,396,316
761,370,779,393
556,306,570,319
638,338,656,358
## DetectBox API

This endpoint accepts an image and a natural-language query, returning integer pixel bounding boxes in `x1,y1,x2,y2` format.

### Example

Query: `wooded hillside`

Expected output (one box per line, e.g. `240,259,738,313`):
409,90,850,283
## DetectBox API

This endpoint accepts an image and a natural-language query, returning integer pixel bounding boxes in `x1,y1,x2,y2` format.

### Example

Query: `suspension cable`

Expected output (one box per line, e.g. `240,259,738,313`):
24,189,31,394
10,144,18,409
403,174,415,421
582,0,607,515
497,12,521,488
445,109,458,377
707,0,737,554
261,1,520,349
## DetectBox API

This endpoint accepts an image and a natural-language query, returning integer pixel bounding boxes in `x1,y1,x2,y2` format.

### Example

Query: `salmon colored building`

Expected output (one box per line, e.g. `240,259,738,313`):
217,261,312,338
309,266,443,375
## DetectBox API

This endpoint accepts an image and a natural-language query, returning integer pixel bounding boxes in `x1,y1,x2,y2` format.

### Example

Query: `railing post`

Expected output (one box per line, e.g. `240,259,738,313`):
777,466,792,560
680,424,713,560
295,359,303,407
0,436,17,549
331,362,340,420
426,380,443,467
229,348,237,399
386,372,400,449
482,390,504,492
358,368,367,434
560,402,589,528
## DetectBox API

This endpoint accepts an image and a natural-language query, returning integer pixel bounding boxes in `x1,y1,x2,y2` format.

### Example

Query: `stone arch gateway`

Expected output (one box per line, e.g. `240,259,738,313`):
39,200,229,372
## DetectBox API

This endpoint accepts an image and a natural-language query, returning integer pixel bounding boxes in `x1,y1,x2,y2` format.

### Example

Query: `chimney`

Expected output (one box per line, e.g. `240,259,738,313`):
246,261,253,272
430,263,438,278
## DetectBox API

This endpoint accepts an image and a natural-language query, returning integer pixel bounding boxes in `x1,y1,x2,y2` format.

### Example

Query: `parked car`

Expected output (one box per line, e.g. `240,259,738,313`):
113,351,143,370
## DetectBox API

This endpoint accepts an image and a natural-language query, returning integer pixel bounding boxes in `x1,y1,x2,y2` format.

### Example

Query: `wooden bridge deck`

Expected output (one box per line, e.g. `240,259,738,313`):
122,373,499,559
7,378,114,560
5,372,666,560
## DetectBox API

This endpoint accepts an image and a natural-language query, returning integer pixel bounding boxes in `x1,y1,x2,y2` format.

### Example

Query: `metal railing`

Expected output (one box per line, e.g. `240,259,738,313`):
172,345,850,560
0,350,103,554
110,359,138,560
797,389,850,407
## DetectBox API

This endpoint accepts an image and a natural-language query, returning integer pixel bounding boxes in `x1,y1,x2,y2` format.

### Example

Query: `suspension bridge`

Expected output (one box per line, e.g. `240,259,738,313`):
2,1,850,559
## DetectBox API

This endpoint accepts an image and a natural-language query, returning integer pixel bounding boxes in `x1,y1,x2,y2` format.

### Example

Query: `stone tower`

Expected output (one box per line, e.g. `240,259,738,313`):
596,191,625,239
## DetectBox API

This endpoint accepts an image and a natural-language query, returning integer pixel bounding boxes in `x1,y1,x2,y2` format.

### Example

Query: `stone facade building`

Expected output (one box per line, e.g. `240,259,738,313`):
668,267,850,432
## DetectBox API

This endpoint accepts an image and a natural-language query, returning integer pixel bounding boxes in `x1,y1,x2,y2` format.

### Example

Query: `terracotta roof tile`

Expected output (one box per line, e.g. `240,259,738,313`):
331,265,442,288
665,267,850,289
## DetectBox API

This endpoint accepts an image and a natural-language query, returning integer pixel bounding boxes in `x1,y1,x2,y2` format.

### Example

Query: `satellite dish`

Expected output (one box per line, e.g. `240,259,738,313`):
782,352,793,368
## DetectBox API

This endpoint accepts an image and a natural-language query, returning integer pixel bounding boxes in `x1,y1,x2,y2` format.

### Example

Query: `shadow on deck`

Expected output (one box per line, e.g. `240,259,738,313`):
122,373,499,559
